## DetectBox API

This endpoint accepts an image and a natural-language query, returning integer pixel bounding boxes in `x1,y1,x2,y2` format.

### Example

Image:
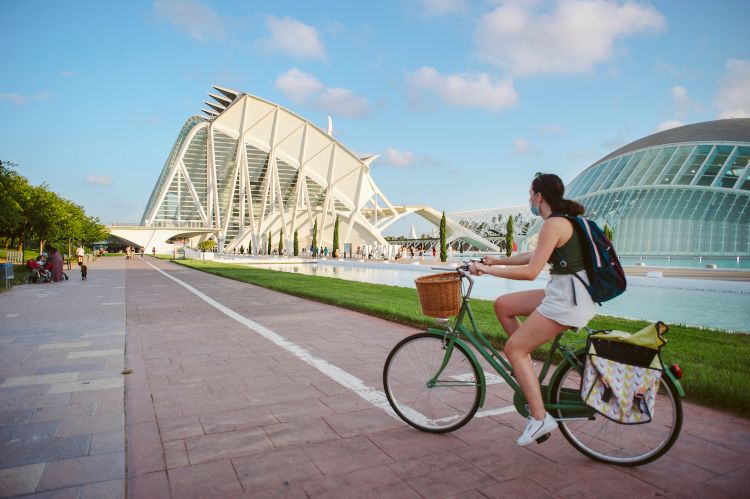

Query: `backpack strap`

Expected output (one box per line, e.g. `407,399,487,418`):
548,212,592,302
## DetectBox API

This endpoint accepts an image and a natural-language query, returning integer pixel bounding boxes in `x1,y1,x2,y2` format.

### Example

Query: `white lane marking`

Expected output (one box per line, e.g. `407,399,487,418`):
146,262,400,419
101,302,125,306
145,262,516,423
476,406,517,418
5,313,19,318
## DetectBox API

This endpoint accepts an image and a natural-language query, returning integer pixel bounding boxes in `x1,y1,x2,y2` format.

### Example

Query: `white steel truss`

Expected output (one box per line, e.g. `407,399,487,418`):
141,86,499,253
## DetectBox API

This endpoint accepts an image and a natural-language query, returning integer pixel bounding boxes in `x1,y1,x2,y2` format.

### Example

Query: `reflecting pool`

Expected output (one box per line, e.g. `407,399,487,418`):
250,260,750,333
618,256,750,269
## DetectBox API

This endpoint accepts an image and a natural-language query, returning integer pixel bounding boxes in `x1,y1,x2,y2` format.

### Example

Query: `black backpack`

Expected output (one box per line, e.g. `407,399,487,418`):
551,214,627,304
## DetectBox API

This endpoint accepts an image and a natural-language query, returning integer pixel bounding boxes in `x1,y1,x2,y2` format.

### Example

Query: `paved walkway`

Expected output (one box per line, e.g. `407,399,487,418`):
1,256,749,498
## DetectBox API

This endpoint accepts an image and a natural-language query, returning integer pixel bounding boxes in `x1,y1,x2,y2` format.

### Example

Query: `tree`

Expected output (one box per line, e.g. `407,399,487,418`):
506,215,514,257
0,161,29,250
0,161,109,261
439,212,447,262
278,230,284,254
332,215,339,258
267,233,272,255
604,223,614,242
312,219,318,255
198,239,216,252
293,229,299,256
248,239,252,255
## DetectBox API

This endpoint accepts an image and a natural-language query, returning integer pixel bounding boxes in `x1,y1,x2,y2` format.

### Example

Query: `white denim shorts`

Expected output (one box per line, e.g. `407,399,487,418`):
537,270,597,329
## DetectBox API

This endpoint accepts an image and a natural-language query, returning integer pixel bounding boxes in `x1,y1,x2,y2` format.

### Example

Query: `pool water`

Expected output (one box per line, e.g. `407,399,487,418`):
250,260,750,333
618,256,750,269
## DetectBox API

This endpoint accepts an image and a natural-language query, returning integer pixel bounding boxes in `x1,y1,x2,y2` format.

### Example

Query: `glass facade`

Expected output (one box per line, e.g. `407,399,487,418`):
140,87,437,253
560,122,750,257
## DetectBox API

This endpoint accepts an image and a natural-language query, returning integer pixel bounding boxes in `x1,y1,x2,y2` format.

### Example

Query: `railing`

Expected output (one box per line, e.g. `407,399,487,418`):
109,221,213,229
5,250,23,264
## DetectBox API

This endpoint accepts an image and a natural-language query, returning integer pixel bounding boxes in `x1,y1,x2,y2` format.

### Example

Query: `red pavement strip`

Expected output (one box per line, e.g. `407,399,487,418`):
1,256,749,498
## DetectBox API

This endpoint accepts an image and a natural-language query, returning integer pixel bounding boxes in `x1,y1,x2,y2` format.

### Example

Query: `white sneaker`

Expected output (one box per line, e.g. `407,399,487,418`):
515,413,557,447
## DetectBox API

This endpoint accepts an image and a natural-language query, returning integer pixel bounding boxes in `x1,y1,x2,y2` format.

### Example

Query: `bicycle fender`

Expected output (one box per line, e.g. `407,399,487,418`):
425,328,487,408
663,365,685,397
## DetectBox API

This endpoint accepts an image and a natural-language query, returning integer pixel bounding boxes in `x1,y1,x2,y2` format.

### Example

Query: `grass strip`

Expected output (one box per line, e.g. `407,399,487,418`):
175,259,750,417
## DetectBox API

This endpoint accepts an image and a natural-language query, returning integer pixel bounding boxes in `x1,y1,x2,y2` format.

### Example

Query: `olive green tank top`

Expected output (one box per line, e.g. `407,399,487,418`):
549,226,586,275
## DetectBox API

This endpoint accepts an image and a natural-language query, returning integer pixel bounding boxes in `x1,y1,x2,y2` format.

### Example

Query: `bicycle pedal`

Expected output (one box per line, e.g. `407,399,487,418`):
535,433,551,445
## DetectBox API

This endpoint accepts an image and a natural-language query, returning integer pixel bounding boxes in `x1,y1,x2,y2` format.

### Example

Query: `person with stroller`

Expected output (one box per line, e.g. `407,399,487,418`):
25,253,54,282
48,246,65,282
38,253,53,281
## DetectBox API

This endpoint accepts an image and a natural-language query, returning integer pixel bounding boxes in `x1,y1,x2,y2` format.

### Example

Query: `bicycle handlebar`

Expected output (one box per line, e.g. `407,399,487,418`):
428,262,476,299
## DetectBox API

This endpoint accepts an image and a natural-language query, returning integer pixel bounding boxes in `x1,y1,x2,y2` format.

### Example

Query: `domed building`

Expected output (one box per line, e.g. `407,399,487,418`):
531,119,750,258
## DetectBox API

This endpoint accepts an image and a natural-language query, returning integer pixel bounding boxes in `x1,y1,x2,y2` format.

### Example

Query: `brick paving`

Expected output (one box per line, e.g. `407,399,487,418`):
1,256,749,497
0,257,125,498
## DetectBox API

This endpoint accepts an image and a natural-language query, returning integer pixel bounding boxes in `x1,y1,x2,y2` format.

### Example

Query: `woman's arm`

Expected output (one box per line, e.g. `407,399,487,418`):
471,219,567,280
482,252,533,266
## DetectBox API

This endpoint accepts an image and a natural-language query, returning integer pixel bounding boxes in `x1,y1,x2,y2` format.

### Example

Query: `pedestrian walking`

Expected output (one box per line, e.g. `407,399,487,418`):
76,244,85,266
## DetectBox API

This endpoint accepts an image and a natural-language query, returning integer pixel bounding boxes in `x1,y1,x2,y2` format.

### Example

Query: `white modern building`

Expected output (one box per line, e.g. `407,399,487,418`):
450,205,534,251
110,86,499,254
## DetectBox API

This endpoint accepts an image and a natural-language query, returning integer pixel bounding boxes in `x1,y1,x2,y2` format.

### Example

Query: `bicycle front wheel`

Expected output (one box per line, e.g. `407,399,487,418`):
383,332,482,433
550,353,683,466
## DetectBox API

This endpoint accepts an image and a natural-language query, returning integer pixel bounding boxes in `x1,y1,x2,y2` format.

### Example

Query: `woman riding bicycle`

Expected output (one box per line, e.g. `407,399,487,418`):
469,172,595,446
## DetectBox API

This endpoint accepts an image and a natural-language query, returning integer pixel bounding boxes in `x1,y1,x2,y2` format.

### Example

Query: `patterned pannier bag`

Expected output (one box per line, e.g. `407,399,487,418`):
580,322,668,424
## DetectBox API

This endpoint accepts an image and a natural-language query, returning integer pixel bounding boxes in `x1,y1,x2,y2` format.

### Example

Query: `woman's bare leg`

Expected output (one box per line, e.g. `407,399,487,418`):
494,290,545,336
504,311,567,420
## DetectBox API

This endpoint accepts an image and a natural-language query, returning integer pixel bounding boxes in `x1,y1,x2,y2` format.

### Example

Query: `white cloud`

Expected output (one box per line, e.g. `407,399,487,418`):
475,0,665,77
381,148,416,168
407,67,518,111
513,138,534,154
154,0,225,41
0,93,26,105
714,59,750,118
260,16,326,60
275,68,324,104
60,70,74,78
33,91,54,100
275,68,370,118
655,120,684,133
85,174,112,186
417,0,471,16
671,86,701,118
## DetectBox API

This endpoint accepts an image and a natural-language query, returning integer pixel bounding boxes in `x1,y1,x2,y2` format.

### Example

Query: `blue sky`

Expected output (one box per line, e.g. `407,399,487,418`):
2,0,749,235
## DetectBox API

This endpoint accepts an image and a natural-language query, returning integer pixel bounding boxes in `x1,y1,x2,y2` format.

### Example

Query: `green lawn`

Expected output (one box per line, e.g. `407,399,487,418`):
173,259,750,418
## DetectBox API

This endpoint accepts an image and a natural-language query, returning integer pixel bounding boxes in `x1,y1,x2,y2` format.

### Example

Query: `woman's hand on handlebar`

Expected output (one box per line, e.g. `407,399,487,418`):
468,260,486,276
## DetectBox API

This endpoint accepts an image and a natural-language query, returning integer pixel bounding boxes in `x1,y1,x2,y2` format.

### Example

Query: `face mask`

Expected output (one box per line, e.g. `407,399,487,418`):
529,196,540,216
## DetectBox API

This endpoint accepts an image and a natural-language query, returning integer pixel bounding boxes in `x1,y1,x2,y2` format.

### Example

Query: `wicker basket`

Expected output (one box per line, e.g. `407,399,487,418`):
415,272,461,317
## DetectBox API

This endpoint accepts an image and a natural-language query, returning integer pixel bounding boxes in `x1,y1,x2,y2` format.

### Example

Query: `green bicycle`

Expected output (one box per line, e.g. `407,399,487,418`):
382,263,684,466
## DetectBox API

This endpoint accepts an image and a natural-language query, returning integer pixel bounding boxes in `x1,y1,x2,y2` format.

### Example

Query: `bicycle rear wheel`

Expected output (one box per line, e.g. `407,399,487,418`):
550,353,682,466
383,332,482,433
